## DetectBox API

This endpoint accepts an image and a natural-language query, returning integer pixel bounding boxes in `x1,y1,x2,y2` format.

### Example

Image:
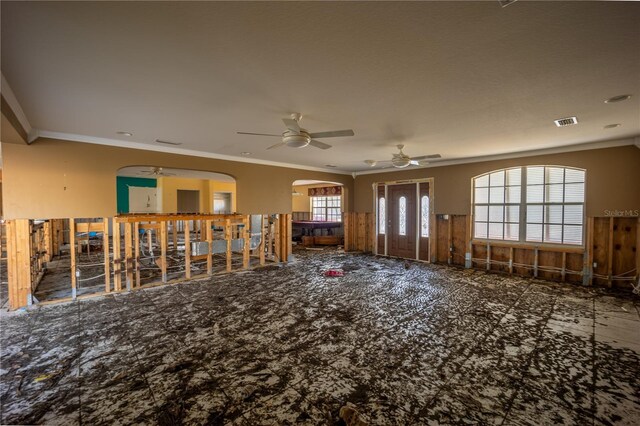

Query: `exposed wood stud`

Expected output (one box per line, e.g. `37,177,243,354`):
134,222,140,288
486,243,491,271
243,216,251,269
561,251,567,282
534,248,539,278
69,218,77,299
185,220,191,280
259,215,266,266
124,222,133,291
160,221,168,283
112,219,122,291
103,217,111,292
206,219,213,275
509,247,514,275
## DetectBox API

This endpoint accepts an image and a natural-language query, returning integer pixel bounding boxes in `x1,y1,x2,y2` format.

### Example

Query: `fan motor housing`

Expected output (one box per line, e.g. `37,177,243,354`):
283,130,311,148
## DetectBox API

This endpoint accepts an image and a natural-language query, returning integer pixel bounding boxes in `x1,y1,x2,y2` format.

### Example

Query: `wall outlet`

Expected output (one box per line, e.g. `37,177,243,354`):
592,262,598,269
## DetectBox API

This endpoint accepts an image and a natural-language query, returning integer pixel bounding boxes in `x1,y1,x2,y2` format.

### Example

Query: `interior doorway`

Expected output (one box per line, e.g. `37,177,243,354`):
177,190,200,213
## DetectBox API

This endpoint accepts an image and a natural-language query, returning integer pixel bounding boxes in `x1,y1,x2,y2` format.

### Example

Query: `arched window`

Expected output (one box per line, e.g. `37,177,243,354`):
399,196,407,236
378,197,386,235
473,166,585,245
421,195,430,237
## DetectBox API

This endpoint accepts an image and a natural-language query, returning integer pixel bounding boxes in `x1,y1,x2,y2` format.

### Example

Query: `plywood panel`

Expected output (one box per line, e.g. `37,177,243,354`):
436,215,449,263
565,252,583,284
451,215,467,266
592,217,610,286
513,248,534,277
490,246,510,274
538,251,562,281
611,217,637,289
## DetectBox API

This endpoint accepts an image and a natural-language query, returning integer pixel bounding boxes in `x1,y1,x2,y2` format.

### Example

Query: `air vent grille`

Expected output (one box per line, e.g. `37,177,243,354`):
155,139,182,146
554,117,578,127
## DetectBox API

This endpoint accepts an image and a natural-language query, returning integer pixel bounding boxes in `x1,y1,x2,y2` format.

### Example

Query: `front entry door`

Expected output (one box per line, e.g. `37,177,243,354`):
388,184,417,258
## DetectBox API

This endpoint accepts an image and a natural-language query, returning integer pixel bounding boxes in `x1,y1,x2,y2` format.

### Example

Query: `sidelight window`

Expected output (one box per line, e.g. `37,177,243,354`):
378,197,386,234
399,196,407,236
421,195,430,237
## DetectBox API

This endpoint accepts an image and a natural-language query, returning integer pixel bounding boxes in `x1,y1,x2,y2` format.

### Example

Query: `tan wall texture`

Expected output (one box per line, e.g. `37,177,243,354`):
1,137,353,219
292,183,344,213
157,177,236,214
354,144,640,217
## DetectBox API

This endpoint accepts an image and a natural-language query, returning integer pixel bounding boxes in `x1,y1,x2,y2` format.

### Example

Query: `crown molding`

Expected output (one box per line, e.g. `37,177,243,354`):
36,130,354,175
353,137,639,176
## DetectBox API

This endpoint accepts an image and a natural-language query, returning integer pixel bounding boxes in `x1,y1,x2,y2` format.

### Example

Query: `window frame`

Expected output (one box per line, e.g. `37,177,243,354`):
472,165,586,247
310,195,342,222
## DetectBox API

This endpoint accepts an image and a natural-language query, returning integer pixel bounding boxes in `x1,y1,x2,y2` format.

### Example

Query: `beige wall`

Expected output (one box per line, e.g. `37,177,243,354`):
292,183,344,213
1,137,353,219
354,144,640,217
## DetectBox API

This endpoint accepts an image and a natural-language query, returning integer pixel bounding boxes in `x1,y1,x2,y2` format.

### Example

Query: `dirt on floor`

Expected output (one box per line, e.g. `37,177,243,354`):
1,247,639,425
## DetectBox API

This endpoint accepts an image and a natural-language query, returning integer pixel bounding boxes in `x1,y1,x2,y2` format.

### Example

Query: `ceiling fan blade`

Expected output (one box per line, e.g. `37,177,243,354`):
411,154,442,160
309,129,354,139
309,139,332,150
237,132,282,137
282,118,300,132
266,141,287,150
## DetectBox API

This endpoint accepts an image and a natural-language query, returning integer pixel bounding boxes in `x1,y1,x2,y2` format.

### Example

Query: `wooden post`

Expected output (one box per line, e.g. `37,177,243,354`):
243,216,250,269
185,220,191,279
561,251,567,282
70,218,77,299
286,214,292,262
124,222,133,291
43,221,52,263
206,219,213,275
160,221,168,283
6,219,33,309
607,217,614,287
103,217,111,293
147,228,153,254
533,248,539,278
134,222,140,288
112,219,121,291
225,218,232,272
465,215,472,269
259,215,266,266
343,213,350,252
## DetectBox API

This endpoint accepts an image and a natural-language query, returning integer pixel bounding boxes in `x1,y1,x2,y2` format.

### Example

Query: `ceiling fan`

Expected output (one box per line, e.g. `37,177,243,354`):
140,167,176,177
237,113,355,150
364,144,441,169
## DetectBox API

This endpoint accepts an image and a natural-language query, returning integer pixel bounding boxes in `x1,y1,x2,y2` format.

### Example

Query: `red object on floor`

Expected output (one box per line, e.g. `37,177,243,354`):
324,269,344,277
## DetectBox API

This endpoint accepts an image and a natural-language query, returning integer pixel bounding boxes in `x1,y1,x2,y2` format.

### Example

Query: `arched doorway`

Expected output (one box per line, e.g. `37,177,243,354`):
291,180,344,247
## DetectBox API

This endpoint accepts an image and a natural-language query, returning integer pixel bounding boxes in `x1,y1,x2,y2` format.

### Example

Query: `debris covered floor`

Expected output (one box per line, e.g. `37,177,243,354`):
1,249,639,425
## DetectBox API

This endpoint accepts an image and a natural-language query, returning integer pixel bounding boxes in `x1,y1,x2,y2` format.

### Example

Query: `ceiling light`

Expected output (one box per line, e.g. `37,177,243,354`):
117,131,133,136
554,116,578,127
603,123,621,129
155,139,182,146
241,152,251,156
604,94,632,104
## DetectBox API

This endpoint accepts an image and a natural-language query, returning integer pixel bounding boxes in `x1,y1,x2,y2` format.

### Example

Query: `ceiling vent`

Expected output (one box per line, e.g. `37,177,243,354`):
554,117,578,127
155,139,182,146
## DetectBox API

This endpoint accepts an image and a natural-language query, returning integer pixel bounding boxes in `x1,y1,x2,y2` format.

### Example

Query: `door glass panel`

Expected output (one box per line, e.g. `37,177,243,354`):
399,196,407,236
421,196,429,237
379,197,385,235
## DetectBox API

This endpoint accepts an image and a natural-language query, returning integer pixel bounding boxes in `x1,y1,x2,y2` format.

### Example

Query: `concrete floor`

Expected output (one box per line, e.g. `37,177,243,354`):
1,249,638,425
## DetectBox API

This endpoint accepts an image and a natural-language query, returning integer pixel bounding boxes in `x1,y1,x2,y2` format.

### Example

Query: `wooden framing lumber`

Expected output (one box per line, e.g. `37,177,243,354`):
103,217,111,292
160,221,168,283
124,222,133,291
112,218,122,291
607,216,614,287
185,220,191,279
206,219,213,275
225,218,232,272
134,222,140,288
259,215,266,266
69,218,77,299
243,216,250,269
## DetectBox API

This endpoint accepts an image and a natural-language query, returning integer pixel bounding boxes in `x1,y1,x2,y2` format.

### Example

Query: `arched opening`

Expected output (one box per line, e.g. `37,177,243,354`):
116,166,236,215
291,179,344,248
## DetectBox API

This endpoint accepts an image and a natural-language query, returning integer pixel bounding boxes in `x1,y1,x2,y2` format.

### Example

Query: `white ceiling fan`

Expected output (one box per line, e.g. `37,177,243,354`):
139,167,176,177
365,144,441,169
237,113,355,150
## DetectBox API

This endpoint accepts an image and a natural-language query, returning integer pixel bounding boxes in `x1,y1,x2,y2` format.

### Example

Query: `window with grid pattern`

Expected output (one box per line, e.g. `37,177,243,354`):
473,168,521,241
472,166,585,245
525,166,585,245
311,196,342,222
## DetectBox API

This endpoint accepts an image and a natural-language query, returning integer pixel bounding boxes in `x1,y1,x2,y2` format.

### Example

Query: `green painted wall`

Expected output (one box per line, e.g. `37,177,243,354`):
116,176,157,214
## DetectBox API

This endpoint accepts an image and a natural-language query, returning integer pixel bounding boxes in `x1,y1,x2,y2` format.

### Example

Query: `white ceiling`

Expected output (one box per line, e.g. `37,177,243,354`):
1,1,639,173
117,166,235,182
